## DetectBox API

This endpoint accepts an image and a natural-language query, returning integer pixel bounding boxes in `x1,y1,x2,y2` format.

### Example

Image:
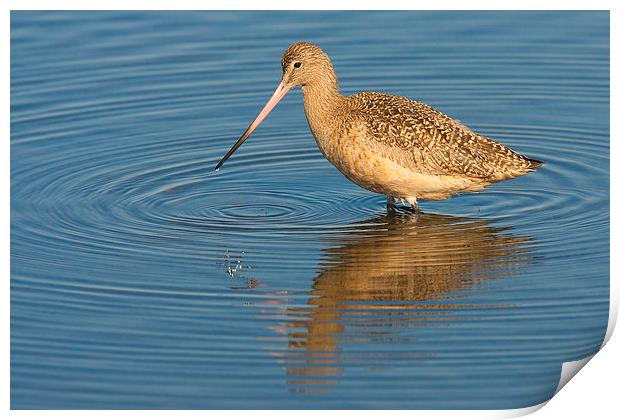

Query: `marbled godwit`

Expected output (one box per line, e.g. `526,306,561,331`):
215,42,543,212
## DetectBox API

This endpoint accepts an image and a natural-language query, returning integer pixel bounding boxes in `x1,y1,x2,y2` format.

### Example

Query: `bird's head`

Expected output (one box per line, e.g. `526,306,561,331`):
280,42,334,89
214,41,337,171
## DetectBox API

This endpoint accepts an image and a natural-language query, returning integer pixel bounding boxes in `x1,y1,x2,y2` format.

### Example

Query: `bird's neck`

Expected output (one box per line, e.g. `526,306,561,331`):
301,73,343,142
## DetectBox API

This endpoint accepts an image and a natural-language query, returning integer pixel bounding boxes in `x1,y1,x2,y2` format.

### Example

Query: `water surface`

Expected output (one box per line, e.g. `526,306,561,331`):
11,11,609,409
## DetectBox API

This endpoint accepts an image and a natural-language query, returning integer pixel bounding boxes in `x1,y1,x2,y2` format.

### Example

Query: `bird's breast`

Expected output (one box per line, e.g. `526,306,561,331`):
311,128,412,197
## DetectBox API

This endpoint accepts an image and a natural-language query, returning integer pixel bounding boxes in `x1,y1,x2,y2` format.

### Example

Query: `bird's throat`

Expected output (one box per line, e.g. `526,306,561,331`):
301,82,343,142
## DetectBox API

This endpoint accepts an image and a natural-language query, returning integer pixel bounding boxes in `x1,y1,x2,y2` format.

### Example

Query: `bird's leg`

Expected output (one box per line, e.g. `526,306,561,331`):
386,196,397,213
406,196,419,214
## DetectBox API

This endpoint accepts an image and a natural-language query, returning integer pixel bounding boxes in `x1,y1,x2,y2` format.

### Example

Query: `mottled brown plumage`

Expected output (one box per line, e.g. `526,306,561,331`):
216,41,543,212
346,92,542,180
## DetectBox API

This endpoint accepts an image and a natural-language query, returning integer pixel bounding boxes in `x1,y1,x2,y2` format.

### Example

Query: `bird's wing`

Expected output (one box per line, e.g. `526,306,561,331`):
347,92,539,180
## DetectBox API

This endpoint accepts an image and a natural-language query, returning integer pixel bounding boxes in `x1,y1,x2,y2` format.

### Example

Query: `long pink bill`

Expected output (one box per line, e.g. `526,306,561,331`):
214,80,291,170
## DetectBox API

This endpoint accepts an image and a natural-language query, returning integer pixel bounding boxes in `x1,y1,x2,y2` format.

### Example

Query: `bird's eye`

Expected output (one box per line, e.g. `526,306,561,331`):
294,62,302,68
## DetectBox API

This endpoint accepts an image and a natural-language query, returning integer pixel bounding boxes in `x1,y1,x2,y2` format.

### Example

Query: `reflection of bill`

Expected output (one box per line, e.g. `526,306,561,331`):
266,212,536,394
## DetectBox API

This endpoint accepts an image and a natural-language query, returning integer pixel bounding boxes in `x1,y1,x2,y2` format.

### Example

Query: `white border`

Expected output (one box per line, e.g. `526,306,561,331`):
4,1,616,419
2,1,617,11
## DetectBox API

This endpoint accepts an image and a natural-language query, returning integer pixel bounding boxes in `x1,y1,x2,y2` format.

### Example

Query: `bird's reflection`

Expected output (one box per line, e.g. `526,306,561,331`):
266,211,536,394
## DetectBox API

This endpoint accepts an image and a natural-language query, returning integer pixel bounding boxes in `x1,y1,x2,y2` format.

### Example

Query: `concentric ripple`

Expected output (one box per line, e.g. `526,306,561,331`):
11,11,609,409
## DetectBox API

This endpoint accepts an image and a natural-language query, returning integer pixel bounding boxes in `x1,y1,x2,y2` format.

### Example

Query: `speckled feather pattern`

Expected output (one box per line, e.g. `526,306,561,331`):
344,92,542,181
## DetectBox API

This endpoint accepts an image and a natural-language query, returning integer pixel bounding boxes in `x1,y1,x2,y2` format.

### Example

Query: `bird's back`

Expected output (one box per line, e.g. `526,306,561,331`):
344,92,542,181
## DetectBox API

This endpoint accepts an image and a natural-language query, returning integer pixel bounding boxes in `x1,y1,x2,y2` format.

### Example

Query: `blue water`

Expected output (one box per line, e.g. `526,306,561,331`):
11,11,609,409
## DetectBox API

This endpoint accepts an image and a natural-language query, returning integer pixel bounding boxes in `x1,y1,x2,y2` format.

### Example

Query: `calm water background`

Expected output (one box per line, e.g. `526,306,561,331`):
11,11,609,409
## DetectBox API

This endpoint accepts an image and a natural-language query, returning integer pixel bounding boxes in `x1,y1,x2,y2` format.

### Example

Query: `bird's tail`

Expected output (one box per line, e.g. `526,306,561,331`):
527,157,544,168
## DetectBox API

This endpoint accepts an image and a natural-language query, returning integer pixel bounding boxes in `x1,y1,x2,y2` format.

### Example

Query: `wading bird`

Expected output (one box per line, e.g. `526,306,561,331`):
215,42,543,213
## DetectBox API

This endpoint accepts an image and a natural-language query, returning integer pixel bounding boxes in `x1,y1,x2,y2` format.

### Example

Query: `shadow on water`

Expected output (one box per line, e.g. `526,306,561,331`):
258,211,537,394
